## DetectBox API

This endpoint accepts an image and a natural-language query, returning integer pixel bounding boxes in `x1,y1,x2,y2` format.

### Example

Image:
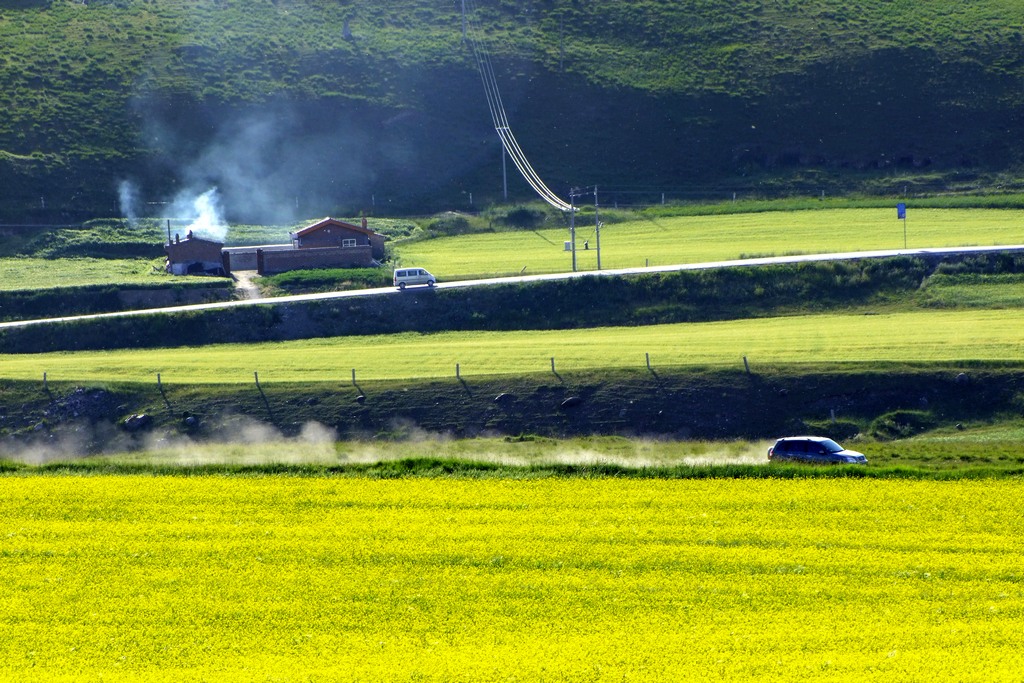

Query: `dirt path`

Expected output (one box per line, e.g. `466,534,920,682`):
232,270,262,300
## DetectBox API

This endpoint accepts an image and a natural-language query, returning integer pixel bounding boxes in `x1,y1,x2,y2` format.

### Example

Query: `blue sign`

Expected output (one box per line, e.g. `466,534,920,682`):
897,203,906,219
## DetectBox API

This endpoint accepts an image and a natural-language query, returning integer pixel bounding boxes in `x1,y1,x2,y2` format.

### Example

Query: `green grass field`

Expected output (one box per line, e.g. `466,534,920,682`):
0,257,169,291
394,208,1024,278
918,272,1024,309
4,307,1023,383
1,476,1021,681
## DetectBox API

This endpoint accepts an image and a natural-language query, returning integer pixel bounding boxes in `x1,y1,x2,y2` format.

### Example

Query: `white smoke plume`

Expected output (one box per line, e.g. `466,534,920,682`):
134,97,377,227
117,179,140,227
168,187,228,242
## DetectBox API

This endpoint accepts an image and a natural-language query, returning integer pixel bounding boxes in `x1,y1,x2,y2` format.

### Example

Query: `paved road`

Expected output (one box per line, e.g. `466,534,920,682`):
4,244,1024,329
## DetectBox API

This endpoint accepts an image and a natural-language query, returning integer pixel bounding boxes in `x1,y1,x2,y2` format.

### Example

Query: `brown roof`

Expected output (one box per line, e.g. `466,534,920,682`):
290,217,373,239
179,235,223,247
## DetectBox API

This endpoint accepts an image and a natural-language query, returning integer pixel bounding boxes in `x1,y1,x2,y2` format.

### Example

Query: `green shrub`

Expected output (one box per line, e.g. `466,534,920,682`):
19,220,166,259
870,410,937,440
502,206,546,229
426,213,473,236
933,253,1024,276
260,267,391,293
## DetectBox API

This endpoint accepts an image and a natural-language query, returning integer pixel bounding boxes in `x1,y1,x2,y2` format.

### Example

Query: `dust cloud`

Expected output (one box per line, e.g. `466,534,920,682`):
1,417,771,469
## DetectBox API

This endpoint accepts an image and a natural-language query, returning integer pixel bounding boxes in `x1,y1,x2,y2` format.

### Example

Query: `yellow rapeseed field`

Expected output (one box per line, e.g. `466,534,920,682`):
1,476,1022,681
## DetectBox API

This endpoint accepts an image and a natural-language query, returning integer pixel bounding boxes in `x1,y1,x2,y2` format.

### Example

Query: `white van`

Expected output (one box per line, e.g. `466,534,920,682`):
393,267,436,289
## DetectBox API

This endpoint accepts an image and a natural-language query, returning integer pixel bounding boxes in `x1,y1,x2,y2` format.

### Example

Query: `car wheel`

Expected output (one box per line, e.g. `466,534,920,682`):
399,282,406,290
428,280,435,287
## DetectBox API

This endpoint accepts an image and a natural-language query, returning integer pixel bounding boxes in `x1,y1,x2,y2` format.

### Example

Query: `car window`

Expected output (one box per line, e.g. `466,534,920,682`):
821,439,843,453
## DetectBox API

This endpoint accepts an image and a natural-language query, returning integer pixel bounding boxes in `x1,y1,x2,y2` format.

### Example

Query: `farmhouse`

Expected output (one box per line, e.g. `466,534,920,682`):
221,217,386,275
164,231,225,276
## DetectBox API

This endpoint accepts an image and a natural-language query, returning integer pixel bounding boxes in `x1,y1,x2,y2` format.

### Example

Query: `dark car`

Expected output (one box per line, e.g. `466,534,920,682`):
767,436,867,464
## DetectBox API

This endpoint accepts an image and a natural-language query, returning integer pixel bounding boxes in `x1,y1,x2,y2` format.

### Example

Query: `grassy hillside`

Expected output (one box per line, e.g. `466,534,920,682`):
2,0,1024,220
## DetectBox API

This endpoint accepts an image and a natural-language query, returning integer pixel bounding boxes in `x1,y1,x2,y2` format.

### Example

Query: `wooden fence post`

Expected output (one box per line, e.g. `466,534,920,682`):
255,371,273,421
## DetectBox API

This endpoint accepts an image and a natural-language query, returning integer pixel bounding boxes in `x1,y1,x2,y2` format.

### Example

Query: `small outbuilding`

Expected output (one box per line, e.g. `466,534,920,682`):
165,231,225,276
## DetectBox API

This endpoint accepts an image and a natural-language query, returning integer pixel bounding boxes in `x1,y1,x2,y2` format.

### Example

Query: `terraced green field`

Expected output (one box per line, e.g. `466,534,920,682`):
4,307,1023,383
395,208,1024,278
0,257,168,291
918,272,1024,309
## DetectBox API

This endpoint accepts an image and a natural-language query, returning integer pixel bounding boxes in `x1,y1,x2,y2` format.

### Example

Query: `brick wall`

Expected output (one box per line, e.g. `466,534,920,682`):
257,245,374,275
165,237,223,264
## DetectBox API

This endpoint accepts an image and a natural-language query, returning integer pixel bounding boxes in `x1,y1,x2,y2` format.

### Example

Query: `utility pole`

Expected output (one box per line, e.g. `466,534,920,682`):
461,0,467,41
502,146,508,200
569,188,577,272
897,202,907,249
594,185,602,270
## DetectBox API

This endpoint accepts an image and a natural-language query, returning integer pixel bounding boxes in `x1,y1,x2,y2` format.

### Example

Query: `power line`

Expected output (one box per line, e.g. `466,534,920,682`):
462,0,573,212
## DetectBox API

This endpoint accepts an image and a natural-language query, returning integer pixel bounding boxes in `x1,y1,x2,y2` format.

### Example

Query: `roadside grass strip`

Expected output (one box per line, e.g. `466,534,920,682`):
0,477,1022,681
3,308,1023,383
397,208,1024,277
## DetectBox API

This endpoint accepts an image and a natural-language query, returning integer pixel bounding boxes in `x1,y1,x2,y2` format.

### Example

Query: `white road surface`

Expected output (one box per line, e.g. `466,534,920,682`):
3,244,1024,329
